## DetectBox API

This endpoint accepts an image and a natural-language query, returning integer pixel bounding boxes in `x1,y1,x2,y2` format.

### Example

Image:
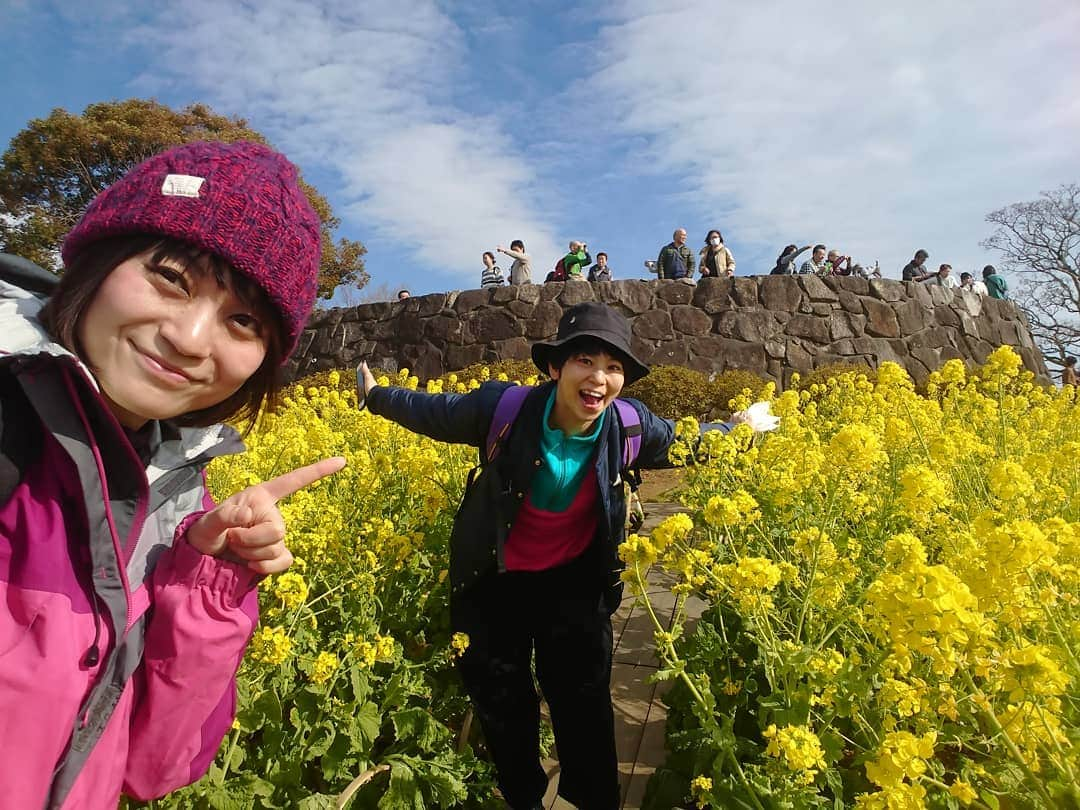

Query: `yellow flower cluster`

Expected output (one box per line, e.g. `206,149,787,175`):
763,723,827,784
689,774,713,808
249,625,292,665
864,731,937,790
623,347,1079,808
310,651,339,684
271,571,309,610
451,632,470,657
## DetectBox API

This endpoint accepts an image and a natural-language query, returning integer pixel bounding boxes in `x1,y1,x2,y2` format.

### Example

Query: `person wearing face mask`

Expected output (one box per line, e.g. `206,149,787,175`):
699,230,735,278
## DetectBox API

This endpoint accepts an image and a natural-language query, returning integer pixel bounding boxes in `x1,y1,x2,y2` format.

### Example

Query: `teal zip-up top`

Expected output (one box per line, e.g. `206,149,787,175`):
531,390,606,511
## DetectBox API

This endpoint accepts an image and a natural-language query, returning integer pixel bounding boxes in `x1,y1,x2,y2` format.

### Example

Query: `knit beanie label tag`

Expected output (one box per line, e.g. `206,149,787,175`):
161,174,206,198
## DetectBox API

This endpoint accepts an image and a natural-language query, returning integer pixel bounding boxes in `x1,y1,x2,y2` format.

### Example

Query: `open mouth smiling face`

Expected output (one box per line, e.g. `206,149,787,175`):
549,350,626,435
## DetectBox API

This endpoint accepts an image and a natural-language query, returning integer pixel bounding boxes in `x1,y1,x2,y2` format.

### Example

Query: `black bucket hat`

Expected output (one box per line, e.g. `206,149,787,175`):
531,302,650,384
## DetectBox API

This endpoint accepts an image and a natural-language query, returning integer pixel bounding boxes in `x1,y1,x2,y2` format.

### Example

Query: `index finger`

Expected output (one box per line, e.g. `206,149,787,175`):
261,456,347,502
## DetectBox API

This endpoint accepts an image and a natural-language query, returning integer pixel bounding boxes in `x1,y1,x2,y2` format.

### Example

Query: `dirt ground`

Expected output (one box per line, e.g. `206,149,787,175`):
635,467,686,503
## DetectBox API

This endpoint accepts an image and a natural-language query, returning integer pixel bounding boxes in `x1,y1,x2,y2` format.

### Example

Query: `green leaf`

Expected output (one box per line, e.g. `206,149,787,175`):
378,761,424,810
321,733,357,782
204,781,252,810
350,666,372,704
348,701,382,752
980,791,1000,810
297,795,336,810
306,723,337,759
236,689,281,732
390,707,451,753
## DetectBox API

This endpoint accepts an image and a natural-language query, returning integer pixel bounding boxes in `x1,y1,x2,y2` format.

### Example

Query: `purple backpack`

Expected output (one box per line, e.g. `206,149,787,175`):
484,385,643,471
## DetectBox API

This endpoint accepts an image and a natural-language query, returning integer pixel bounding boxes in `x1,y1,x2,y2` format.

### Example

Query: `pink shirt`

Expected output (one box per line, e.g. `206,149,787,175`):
504,466,599,571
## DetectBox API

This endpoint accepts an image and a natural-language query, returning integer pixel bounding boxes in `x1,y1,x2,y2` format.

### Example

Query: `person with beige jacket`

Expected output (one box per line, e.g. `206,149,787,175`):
699,229,735,278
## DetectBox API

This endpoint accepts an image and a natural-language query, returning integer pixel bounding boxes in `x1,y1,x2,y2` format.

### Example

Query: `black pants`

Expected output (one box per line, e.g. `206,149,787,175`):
452,554,620,810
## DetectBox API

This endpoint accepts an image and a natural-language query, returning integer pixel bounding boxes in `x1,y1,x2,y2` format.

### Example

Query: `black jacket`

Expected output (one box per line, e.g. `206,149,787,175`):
368,381,687,605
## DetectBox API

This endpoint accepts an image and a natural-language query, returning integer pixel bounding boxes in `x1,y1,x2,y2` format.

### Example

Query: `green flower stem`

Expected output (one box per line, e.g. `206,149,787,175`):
960,671,1055,808
216,726,242,785
633,561,766,810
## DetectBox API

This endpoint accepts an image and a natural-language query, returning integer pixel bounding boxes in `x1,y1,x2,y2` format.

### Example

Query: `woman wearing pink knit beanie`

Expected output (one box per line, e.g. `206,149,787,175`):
0,141,345,808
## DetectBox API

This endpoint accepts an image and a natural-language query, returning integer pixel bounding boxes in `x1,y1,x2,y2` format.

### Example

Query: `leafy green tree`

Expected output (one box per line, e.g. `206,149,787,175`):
0,99,367,298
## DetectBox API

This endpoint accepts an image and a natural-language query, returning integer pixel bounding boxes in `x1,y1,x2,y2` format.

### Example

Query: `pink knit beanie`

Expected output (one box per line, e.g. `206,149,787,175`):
62,140,322,357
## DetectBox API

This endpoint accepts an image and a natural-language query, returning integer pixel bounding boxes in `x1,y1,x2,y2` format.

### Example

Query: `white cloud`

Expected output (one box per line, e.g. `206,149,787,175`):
130,0,564,290
577,0,1080,275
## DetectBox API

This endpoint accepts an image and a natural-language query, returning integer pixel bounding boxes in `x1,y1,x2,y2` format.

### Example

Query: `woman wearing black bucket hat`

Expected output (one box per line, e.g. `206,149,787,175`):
358,302,776,809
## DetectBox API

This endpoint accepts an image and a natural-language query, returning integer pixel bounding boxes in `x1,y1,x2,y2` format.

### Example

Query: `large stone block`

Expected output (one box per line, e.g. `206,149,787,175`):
933,305,961,328
995,320,1021,345
517,284,542,304
715,338,766,374
671,305,712,335
929,285,955,307
799,274,839,302
506,299,537,318
830,311,865,340
491,285,520,305
869,279,905,302
607,280,654,314
425,313,469,344
758,276,804,312
785,313,831,343
525,301,562,339
539,282,564,302
491,337,532,362
400,341,445,381
863,298,901,338
910,283,933,309
398,313,424,343
445,343,486,371
558,281,596,306
732,277,759,307
716,310,781,343
909,346,941,378
633,309,675,340
454,288,491,313
833,276,869,295
641,339,690,367
308,307,344,329
656,282,696,305
414,293,449,317
693,276,734,313
786,342,813,373
894,299,929,334
837,290,863,314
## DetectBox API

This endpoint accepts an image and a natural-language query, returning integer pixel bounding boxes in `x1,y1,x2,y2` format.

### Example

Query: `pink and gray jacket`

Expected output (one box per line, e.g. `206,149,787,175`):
0,280,260,808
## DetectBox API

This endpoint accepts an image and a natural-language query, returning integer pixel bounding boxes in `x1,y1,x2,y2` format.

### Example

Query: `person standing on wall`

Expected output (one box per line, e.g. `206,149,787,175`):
657,228,695,280
699,229,735,278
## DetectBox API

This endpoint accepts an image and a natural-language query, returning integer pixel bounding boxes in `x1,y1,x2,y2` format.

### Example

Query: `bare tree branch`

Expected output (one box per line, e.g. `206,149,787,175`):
982,183,1080,371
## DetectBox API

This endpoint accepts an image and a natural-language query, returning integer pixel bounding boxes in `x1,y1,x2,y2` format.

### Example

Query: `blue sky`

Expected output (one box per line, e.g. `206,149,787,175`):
2,0,1079,304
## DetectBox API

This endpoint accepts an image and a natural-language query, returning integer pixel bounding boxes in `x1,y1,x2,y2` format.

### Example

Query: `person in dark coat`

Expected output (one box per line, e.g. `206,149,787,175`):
357,303,774,809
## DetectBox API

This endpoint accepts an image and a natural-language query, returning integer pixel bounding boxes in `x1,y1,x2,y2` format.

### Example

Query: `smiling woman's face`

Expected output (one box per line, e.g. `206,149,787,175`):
77,249,268,429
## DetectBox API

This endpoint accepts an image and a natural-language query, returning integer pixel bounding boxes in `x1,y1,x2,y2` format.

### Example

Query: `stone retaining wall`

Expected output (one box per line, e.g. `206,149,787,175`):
290,277,1048,387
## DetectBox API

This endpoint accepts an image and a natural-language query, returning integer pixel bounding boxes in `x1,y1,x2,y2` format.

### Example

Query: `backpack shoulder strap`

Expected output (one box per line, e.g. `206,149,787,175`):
484,384,532,463
612,398,642,469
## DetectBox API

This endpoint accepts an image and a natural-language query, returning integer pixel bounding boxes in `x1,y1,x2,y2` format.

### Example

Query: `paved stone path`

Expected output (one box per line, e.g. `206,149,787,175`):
540,502,703,810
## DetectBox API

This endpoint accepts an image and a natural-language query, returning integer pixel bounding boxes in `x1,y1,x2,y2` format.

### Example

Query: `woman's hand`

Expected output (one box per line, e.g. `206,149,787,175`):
358,361,378,396
187,457,347,574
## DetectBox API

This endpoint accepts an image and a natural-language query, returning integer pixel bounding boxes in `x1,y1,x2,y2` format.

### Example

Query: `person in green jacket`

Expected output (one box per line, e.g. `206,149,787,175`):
982,264,1008,299
560,241,591,279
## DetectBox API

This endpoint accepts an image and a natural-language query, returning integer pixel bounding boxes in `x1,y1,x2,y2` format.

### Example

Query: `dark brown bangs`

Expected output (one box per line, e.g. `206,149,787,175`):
43,234,289,432
146,241,281,339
